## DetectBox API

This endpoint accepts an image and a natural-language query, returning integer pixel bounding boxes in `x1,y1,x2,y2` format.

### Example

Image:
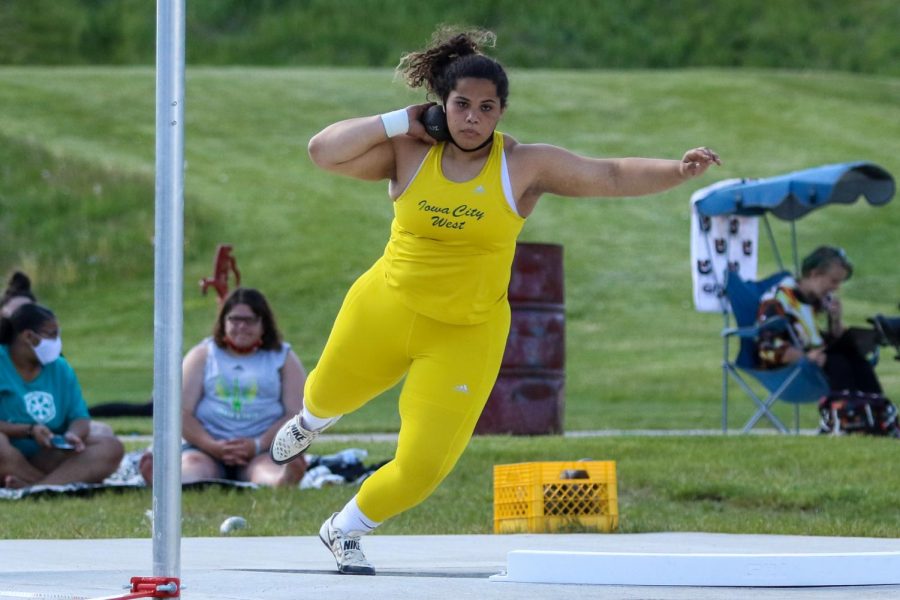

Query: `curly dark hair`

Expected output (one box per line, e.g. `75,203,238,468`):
397,26,509,107
212,287,283,351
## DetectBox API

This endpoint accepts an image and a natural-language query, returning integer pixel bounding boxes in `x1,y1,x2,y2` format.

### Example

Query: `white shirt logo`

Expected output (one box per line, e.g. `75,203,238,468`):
24,391,56,423
454,384,469,393
473,185,486,194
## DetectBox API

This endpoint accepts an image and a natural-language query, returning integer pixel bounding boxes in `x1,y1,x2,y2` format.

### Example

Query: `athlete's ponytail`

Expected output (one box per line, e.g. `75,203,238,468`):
397,26,508,107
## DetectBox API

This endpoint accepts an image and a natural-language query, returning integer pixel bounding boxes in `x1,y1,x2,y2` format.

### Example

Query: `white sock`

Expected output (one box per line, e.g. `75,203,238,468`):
332,495,380,535
301,404,337,431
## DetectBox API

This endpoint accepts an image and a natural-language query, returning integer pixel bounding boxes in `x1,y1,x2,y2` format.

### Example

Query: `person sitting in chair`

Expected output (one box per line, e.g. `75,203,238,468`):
756,245,883,395
756,246,898,436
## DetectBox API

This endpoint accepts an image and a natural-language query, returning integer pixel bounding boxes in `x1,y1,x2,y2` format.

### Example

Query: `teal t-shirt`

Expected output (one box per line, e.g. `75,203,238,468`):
0,345,90,457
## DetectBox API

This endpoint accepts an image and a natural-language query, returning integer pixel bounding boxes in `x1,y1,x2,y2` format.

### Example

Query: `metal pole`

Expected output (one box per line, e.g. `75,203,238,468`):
721,310,730,434
790,220,800,276
153,0,185,579
762,215,784,273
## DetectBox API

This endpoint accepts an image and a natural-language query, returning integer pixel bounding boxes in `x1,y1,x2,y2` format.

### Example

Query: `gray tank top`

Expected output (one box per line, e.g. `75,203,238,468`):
193,338,290,439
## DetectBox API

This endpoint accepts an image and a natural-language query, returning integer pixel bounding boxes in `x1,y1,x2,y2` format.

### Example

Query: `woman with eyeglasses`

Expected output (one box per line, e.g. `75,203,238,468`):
144,287,308,486
0,303,125,488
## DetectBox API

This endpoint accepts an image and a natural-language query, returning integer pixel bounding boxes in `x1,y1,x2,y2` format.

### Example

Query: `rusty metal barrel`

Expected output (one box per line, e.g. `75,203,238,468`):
475,242,565,435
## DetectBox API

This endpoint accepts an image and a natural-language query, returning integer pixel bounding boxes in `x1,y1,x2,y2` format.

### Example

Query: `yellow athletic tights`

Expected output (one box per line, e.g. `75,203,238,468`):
304,261,510,522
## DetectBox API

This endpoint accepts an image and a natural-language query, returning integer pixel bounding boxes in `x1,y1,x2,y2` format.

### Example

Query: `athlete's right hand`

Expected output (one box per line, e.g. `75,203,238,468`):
404,102,438,145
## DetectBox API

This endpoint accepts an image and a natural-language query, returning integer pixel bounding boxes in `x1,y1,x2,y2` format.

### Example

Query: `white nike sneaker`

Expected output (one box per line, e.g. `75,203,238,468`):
319,513,376,575
269,414,339,465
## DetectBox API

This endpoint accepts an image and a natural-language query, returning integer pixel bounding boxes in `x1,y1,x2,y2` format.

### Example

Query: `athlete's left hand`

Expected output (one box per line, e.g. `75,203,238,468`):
680,147,722,178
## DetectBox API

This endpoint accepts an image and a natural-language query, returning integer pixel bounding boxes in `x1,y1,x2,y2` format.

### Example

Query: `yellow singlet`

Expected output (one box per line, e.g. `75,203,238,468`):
381,131,525,324
304,132,526,523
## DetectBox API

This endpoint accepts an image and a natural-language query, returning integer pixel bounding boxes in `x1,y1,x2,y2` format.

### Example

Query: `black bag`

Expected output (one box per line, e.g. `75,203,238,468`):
818,390,900,437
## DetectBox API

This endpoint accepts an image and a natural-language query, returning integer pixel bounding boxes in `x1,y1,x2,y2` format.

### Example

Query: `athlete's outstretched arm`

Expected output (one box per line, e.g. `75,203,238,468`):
307,103,435,181
515,143,721,201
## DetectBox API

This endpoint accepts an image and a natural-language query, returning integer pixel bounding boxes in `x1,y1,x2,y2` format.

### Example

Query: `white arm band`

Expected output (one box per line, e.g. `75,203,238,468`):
380,108,409,138
253,437,263,456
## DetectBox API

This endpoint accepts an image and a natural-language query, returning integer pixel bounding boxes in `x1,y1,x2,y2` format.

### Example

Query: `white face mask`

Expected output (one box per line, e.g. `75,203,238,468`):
33,335,63,365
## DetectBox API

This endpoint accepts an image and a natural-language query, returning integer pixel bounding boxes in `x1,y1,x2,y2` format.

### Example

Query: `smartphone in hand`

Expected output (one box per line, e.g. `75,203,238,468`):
50,434,76,451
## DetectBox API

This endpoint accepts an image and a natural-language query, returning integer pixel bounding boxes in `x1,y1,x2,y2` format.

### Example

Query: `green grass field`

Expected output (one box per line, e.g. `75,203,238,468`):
1,67,899,538
3,435,900,539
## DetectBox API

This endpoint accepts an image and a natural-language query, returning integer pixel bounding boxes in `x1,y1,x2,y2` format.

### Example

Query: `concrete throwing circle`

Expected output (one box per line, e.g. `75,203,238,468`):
489,550,900,586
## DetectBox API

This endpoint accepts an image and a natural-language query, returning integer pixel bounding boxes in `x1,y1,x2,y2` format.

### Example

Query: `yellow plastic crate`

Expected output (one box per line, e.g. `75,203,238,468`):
493,461,618,534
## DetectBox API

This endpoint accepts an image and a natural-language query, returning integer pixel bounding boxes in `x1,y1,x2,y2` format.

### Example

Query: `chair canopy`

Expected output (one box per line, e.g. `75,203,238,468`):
695,162,894,221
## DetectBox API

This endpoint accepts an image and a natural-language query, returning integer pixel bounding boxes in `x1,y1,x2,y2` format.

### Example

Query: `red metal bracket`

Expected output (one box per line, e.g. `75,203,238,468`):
90,577,180,600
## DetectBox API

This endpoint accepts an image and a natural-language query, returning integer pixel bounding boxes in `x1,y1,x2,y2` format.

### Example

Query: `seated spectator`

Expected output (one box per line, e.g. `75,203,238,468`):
0,303,125,488
757,245,884,396
143,287,307,486
1,271,149,419
0,272,37,320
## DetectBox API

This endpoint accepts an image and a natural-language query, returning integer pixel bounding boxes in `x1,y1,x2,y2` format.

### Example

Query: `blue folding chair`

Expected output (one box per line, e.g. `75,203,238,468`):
720,269,829,433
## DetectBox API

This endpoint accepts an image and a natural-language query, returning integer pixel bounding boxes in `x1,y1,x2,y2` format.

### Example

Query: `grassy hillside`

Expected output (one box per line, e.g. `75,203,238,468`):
2,0,899,76
1,66,898,432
